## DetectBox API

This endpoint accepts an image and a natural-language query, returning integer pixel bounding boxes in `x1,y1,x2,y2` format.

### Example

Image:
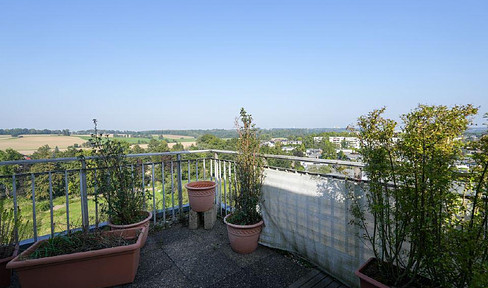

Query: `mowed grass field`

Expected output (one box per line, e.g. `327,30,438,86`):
0,135,87,155
2,182,192,240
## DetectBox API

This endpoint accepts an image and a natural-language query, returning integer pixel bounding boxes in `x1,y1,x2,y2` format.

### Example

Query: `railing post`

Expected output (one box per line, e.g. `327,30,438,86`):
48,172,54,238
214,153,220,212
177,154,183,220
12,175,18,243
31,174,38,241
354,167,362,180
203,159,206,180
142,163,146,210
152,163,156,224
80,159,89,232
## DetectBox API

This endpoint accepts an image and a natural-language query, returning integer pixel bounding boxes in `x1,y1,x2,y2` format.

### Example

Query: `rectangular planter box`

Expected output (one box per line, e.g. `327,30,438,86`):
7,227,145,288
0,245,19,288
355,258,390,288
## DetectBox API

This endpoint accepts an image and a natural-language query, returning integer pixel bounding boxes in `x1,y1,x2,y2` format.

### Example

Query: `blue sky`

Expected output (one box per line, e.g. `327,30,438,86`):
1,1,487,130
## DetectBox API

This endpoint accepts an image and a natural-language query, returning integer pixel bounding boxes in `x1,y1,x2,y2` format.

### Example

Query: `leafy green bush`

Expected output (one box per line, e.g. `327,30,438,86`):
88,120,147,226
38,201,51,212
1,201,27,258
350,105,487,287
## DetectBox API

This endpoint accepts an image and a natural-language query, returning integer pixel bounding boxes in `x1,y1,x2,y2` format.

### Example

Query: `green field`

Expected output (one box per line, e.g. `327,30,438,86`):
3,182,193,240
2,159,235,241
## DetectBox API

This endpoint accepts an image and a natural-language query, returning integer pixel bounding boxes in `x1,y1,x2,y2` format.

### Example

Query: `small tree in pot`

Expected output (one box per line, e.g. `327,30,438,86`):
351,104,487,288
89,120,152,245
224,108,265,254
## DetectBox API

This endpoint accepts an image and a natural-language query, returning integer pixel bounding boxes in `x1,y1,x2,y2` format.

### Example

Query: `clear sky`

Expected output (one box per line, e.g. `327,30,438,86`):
1,1,487,131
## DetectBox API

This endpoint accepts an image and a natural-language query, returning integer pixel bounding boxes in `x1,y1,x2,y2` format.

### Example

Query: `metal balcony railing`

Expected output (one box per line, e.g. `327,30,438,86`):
0,149,363,246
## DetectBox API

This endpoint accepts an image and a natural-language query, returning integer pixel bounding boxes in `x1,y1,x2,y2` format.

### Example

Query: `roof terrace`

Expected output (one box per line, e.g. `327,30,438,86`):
1,150,361,287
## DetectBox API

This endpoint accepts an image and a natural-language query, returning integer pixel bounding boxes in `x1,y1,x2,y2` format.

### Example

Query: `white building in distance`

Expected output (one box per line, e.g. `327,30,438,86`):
329,137,360,149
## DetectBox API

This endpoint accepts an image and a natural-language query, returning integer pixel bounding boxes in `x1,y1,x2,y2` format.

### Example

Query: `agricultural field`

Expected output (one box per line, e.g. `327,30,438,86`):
159,134,196,142
0,135,87,155
0,134,198,155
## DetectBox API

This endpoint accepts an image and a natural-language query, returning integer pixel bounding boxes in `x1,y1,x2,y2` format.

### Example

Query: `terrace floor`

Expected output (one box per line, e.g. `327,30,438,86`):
9,217,347,288
122,218,347,288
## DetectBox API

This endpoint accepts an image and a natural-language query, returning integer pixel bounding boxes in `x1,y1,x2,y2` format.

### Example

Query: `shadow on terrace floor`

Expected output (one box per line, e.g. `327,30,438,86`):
123,218,316,288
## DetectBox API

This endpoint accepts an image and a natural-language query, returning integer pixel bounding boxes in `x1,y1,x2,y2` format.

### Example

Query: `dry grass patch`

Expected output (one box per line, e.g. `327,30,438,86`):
0,135,87,154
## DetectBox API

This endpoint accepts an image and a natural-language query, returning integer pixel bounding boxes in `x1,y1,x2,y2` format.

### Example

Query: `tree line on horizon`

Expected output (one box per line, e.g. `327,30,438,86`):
1,127,349,139
0,128,71,137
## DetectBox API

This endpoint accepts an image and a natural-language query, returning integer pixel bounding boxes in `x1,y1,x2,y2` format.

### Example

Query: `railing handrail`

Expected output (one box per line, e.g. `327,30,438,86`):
0,148,364,245
0,149,213,166
0,149,365,168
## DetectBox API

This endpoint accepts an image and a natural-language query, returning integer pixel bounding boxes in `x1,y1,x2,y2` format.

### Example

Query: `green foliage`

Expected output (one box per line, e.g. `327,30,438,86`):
0,128,70,137
26,145,85,200
0,148,23,198
307,165,332,174
88,120,148,226
171,143,184,151
197,134,228,149
227,108,264,225
260,142,292,169
37,201,51,212
350,104,486,287
319,139,337,159
0,201,27,258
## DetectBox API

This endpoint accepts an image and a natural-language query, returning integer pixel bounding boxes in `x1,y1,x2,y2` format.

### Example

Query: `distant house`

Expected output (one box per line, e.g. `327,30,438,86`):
313,137,323,143
282,146,295,152
261,141,275,147
306,148,322,159
329,137,360,149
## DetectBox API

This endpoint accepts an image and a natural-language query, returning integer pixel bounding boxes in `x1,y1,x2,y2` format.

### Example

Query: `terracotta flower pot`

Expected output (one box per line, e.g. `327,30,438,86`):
355,258,390,288
224,214,263,254
107,210,152,246
7,227,145,288
0,244,19,288
185,181,217,212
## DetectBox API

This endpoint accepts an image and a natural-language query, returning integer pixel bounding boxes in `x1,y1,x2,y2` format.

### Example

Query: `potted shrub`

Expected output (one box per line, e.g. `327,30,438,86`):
185,180,217,212
7,226,145,288
351,105,488,287
0,203,25,288
89,120,151,245
223,108,264,254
